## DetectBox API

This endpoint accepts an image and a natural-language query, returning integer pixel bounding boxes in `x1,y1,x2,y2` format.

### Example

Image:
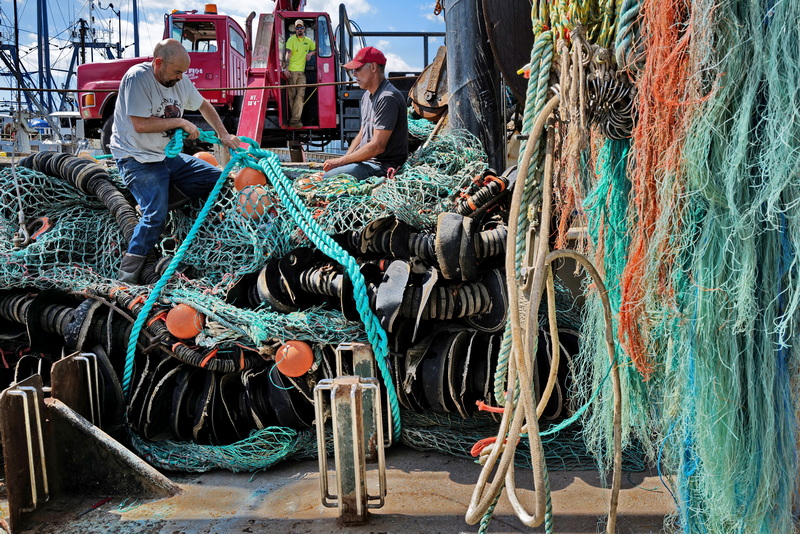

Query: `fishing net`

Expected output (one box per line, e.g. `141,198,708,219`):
373,130,488,229
0,165,127,286
400,410,646,472
644,3,800,531
128,0,800,530
0,129,603,480
571,0,800,532
129,426,319,473
128,409,646,474
408,111,436,139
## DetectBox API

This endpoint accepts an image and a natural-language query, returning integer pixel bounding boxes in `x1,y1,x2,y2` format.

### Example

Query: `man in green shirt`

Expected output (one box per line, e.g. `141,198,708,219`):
282,19,316,128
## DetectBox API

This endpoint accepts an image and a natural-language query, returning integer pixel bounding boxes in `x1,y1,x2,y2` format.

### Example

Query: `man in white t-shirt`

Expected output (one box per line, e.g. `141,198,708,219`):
110,38,240,284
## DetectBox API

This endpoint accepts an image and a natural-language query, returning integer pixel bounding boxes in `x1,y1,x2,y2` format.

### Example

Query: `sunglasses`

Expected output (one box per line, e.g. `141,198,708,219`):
295,26,304,30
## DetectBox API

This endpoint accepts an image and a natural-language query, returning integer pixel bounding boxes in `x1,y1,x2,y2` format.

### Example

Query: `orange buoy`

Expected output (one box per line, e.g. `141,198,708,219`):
275,340,314,377
295,172,323,191
234,166,267,190
194,151,219,166
165,303,206,340
236,185,273,219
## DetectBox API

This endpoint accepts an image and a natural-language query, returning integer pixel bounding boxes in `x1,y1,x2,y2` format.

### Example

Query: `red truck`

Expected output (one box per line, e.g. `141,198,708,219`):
77,1,342,152
77,2,443,154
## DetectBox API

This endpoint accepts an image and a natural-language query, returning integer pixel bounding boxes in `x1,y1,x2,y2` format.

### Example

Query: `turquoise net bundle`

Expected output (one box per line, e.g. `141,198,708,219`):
0,165,127,286
373,130,489,229
651,3,800,531
573,0,800,532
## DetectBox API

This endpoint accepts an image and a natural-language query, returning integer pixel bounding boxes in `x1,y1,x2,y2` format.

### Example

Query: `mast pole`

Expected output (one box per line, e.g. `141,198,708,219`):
37,0,54,112
132,0,140,56
13,0,21,113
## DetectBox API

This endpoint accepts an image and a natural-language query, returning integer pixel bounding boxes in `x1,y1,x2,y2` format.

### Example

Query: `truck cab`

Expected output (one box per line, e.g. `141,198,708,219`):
77,8,249,151
165,8,249,111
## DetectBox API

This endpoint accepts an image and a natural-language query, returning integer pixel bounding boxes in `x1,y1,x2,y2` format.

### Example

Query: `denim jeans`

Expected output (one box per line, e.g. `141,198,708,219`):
117,153,221,256
321,161,385,181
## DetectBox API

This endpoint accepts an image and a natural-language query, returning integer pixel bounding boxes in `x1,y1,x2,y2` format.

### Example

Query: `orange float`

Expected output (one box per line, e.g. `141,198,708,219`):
194,151,219,166
236,185,274,219
295,172,324,191
165,303,206,339
234,166,267,190
275,340,314,377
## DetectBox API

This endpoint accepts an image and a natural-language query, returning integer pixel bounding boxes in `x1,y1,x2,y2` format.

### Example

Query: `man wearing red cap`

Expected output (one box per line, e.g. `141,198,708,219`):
322,46,408,180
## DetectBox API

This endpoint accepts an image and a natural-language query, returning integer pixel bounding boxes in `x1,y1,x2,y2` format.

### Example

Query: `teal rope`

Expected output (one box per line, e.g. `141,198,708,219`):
238,141,401,438
494,31,554,405
122,129,235,396
543,468,554,532
614,0,643,73
122,130,402,438
478,490,501,533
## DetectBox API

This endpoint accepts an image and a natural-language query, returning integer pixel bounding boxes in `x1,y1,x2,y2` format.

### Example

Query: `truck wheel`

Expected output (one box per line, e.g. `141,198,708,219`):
100,116,114,154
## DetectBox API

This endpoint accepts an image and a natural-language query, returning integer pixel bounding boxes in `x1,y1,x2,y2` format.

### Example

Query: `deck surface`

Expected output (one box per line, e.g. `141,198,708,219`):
2,444,674,534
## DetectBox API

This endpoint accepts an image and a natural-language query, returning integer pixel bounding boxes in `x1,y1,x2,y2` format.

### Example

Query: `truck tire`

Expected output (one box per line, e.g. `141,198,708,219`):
100,116,114,155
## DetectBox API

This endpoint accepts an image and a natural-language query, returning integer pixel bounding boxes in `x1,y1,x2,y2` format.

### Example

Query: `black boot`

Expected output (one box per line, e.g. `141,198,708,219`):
117,253,146,284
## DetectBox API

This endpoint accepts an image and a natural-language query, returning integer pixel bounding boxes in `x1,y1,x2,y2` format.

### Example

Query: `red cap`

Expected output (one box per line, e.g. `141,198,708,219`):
342,46,387,70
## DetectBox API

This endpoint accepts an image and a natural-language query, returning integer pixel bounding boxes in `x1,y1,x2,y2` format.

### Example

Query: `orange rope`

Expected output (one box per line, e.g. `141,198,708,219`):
476,399,505,414
617,0,707,378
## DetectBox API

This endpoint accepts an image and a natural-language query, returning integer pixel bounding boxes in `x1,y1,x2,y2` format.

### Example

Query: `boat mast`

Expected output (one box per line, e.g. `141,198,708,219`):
132,0,140,56
37,0,54,112
13,0,21,111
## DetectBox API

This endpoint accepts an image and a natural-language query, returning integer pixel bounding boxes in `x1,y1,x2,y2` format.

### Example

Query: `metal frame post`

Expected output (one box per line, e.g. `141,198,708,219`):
314,376,386,525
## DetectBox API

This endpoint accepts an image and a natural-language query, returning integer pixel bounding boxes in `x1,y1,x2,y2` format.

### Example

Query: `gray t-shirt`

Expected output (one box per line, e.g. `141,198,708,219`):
356,78,408,169
110,62,204,163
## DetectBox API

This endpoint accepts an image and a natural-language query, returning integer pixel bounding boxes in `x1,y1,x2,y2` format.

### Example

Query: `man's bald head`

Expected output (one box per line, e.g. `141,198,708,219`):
153,39,190,64
152,39,191,88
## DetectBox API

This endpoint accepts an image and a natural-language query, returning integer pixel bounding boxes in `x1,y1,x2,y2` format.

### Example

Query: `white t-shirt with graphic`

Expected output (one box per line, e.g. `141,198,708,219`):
110,62,204,163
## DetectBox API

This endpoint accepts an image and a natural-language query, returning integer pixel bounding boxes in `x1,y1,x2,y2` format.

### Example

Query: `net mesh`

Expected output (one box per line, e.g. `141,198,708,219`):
0,130,618,480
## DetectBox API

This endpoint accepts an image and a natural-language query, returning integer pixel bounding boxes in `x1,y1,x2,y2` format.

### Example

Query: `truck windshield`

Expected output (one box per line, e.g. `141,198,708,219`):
172,20,218,52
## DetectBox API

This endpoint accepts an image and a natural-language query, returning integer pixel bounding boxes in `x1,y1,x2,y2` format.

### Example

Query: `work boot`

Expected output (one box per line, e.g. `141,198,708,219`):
117,253,146,285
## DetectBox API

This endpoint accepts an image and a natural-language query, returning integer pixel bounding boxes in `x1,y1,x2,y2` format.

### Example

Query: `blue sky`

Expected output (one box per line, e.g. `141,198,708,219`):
0,0,446,110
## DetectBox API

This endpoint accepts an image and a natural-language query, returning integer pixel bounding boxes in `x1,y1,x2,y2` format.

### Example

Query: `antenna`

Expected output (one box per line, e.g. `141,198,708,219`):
97,2,122,58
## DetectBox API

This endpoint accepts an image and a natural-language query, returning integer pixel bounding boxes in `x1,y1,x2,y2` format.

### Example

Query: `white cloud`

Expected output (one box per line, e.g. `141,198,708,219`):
376,39,390,49
91,0,384,55
419,2,444,24
384,52,415,74
304,0,376,27
127,1,375,45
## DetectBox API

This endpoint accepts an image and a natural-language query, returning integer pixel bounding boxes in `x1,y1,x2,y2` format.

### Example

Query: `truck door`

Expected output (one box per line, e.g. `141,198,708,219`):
227,24,248,111
314,15,337,130
276,14,336,130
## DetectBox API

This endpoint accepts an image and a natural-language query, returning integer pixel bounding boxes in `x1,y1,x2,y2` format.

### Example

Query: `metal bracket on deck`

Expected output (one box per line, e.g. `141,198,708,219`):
334,342,393,447
51,351,101,426
1,377,50,521
314,375,387,526
0,366,181,533
288,140,305,162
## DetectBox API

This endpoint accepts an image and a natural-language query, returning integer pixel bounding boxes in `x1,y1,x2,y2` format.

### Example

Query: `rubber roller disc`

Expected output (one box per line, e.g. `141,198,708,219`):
435,213,464,280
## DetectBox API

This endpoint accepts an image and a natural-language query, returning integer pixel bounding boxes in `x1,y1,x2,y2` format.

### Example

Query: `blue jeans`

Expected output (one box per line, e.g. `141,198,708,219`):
321,161,385,181
117,153,221,256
